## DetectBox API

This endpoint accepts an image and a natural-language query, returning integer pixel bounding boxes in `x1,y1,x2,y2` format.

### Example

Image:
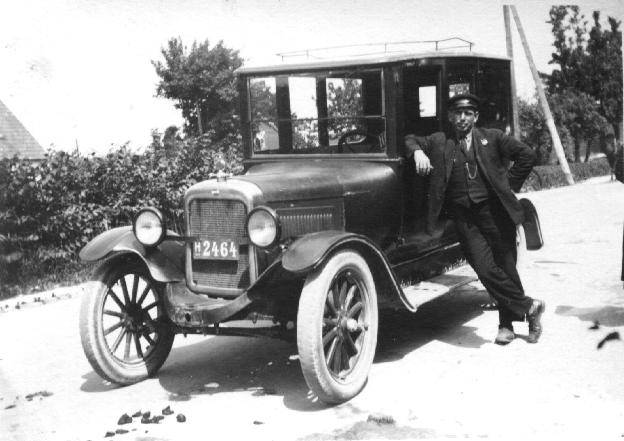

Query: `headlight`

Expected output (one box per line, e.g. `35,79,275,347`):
133,208,166,247
246,207,280,248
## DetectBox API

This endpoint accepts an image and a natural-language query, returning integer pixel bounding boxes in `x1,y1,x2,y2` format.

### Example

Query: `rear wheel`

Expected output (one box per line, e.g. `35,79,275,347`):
297,250,378,404
79,261,174,385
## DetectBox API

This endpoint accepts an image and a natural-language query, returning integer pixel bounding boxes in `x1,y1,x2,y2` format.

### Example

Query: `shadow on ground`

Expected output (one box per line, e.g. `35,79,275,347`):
80,372,119,393
376,286,489,363
80,286,492,411
556,304,624,327
299,420,437,440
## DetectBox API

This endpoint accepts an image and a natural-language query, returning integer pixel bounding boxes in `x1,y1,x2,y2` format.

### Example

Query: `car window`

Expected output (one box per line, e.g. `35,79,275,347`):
248,69,385,155
418,85,437,117
476,61,511,132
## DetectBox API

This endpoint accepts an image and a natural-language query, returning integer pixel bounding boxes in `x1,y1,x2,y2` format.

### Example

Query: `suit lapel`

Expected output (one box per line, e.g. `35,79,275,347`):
472,128,493,185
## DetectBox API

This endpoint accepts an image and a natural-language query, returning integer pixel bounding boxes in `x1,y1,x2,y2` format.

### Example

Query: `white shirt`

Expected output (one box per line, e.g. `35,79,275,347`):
464,131,473,151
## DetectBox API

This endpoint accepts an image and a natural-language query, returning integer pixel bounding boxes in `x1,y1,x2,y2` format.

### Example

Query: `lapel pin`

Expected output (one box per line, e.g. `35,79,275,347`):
481,139,488,146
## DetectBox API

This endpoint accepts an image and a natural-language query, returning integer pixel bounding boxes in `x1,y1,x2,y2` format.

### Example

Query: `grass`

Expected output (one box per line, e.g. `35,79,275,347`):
0,254,94,300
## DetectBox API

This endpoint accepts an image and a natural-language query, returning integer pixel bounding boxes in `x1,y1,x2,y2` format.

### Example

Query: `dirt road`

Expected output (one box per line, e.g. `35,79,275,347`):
1,177,623,441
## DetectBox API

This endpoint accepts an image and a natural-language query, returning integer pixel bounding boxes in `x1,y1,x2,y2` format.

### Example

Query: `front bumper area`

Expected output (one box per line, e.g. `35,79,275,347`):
164,282,253,327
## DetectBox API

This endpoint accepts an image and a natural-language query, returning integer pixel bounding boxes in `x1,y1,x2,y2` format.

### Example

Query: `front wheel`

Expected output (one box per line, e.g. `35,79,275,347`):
297,250,378,404
79,261,175,385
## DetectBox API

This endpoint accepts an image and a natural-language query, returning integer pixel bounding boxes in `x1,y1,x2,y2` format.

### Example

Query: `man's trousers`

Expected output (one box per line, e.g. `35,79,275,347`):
449,198,533,326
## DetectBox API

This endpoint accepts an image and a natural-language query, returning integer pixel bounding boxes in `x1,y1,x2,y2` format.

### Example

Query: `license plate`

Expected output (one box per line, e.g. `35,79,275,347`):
192,239,239,261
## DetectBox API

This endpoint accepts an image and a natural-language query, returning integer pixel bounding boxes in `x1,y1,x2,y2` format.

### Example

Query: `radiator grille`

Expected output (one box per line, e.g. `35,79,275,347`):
191,255,250,289
278,206,337,238
188,199,249,290
188,199,247,238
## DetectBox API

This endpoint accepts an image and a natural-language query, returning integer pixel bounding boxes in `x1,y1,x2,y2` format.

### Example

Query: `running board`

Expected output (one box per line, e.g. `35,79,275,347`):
402,266,478,310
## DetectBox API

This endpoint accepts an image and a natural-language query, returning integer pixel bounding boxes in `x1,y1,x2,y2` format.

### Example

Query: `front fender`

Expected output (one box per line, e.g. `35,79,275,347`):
282,230,415,311
282,231,413,310
282,230,360,274
79,226,184,282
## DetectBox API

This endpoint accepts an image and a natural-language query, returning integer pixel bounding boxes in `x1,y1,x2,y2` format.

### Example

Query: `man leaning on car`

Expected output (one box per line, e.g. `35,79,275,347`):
404,93,545,345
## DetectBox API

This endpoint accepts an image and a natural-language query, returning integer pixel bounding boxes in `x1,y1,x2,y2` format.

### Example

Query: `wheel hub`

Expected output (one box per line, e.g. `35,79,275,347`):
345,318,359,332
121,304,145,332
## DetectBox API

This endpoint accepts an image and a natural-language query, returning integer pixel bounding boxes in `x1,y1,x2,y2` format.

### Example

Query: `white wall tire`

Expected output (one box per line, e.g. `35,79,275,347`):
297,250,378,404
79,262,175,385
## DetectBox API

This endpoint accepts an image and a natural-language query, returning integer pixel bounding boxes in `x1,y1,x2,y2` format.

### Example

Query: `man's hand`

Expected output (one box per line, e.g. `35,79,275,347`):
414,150,433,175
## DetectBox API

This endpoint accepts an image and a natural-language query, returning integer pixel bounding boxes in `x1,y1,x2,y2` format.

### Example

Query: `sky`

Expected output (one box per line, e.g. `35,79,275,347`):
0,0,622,154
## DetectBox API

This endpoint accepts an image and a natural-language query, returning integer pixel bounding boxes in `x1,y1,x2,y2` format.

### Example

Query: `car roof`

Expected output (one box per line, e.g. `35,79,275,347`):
236,51,510,75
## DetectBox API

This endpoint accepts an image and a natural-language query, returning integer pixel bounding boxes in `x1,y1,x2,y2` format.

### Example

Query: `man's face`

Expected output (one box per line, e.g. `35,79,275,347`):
448,108,479,135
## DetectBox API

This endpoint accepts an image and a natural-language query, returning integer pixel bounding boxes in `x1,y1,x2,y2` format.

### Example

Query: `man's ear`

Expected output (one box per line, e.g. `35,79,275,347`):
474,111,479,123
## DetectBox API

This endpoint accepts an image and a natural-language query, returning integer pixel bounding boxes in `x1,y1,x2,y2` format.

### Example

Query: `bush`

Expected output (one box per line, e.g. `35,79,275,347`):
521,156,611,191
0,132,242,297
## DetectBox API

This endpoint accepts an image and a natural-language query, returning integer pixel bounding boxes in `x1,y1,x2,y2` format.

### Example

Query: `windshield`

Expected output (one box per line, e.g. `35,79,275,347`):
247,69,385,155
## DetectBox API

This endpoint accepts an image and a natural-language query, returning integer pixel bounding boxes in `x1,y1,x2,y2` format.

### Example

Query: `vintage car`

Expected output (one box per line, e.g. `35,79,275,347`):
79,45,524,404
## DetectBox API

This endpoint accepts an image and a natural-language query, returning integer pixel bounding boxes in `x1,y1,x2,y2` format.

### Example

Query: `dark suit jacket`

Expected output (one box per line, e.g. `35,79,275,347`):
405,127,536,231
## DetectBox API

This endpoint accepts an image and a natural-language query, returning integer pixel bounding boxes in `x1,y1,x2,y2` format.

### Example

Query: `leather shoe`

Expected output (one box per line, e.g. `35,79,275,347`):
494,326,515,345
527,299,545,343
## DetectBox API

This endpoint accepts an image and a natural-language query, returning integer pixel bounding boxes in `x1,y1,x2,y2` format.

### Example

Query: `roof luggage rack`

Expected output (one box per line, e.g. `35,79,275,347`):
276,37,474,62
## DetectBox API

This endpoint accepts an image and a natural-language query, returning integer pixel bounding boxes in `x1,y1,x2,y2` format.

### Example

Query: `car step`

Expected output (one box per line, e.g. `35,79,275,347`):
402,266,478,310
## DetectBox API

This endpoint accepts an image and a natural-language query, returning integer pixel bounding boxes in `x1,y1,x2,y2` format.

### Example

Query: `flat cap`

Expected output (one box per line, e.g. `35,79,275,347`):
448,93,480,111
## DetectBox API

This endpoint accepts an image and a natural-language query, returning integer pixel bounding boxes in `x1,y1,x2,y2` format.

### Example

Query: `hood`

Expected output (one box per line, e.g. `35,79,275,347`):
235,160,396,203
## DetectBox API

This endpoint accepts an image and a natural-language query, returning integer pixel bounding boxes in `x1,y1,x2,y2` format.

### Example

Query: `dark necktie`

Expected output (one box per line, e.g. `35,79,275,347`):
459,137,469,156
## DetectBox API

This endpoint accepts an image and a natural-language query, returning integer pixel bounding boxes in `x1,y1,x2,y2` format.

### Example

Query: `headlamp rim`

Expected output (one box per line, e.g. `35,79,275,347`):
133,207,166,248
245,206,281,249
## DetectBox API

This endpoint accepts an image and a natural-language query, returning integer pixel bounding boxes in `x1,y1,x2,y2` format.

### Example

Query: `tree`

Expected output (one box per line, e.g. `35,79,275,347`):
249,79,277,121
548,90,611,162
546,6,622,139
150,126,183,158
587,12,622,137
519,98,575,164
152,38,243,138
518,99,552,165
326,78,364,139
546,6,589,95
519,91,609,164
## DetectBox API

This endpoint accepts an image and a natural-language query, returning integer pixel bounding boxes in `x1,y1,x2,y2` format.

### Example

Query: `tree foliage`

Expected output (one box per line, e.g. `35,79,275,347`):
150,125,183,158
546,6,622,137
518,99,553,165
519,90,610,164
152,38,243,138
548,90,611,162
249,79,277,121
327,79,364,138
587,12,623,132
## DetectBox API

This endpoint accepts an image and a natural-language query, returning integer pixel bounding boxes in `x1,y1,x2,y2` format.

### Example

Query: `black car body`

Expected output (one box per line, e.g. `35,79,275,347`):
79,48,518,403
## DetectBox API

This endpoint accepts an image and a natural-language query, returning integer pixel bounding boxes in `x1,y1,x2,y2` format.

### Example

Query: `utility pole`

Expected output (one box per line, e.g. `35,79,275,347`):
510,5,574,185
503,6,521,140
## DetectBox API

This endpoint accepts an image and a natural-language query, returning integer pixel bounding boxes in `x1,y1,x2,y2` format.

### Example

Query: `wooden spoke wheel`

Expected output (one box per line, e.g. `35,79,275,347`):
79,261,174,385
297,250,378,404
